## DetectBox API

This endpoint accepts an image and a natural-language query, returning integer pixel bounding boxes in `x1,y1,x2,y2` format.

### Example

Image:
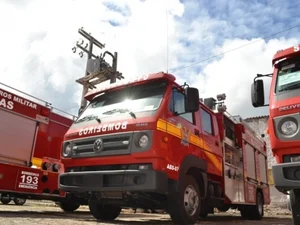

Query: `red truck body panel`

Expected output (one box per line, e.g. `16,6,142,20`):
0,82,75,200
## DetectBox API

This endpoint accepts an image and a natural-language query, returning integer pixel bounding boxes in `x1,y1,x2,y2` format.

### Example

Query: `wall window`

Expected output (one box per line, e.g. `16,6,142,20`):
169,88,194,123
201,109,213,134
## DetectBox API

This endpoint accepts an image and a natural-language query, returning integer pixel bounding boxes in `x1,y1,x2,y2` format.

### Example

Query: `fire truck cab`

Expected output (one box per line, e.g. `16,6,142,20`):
59,72,270,224
251,44,300,225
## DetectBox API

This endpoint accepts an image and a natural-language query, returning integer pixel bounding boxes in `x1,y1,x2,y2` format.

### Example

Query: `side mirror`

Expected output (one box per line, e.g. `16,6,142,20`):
185,87,199,112
251,80,265,107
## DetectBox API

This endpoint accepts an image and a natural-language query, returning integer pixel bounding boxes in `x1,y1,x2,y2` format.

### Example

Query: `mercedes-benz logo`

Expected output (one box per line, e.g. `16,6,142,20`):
93,138,104,153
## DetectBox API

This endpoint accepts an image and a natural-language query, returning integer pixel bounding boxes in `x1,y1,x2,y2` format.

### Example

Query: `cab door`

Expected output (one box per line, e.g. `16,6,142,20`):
199,107,222,176
165,87,197,177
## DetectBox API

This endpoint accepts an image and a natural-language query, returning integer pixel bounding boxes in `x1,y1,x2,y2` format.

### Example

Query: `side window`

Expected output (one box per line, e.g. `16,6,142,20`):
169,88,194,124
201,108,213,135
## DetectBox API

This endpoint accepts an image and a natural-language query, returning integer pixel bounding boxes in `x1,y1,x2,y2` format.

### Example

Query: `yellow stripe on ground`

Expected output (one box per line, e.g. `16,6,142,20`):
156,118,222,172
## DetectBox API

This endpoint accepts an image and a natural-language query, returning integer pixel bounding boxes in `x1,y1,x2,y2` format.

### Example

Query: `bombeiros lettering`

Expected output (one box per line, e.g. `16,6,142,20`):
79,121,128,136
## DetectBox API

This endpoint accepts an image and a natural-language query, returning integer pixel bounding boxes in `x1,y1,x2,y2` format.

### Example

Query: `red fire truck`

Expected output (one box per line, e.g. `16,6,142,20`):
0,82,82,211
58,72,270,224
251,44,300,224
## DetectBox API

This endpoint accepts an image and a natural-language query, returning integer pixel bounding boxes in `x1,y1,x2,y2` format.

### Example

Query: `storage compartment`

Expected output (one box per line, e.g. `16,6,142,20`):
0,109,37,166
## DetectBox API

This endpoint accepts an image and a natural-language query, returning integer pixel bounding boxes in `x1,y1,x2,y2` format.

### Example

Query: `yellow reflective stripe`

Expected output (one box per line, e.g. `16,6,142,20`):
166,122,182,139
156,119,222,172
32,157,42,167
157,119,167,131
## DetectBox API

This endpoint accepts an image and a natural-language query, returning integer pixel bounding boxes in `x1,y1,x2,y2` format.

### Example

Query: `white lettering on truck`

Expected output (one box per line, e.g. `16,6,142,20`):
0,89,37,110
0,98,14,110
13,96,37,109
79,121,128,136
279,103,300,111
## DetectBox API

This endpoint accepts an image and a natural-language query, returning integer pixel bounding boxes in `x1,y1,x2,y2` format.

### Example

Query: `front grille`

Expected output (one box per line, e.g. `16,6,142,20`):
69,132,133,158
66,163,152,172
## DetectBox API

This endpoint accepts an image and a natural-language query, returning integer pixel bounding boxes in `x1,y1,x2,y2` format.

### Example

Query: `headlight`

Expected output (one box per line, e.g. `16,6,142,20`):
63,143,72,157
291,155,300,162
138,135,149,148
280,120,298,136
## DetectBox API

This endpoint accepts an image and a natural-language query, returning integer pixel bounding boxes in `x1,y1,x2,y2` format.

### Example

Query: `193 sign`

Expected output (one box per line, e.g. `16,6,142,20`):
18,171,39,190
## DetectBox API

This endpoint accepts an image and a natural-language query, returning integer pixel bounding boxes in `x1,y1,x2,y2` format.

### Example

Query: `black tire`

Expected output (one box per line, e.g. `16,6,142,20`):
13,198,26,205
240,207,250,220
199,212,208,218
0,196,11,205
241,191,264,220
168,175,201,225
89,202,121,221
217,205,230,212
287,194,291,211
57,199,80,212
290,189,300,225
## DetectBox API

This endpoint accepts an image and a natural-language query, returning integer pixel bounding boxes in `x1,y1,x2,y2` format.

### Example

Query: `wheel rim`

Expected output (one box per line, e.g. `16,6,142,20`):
183,185,199,216
15,198,26,205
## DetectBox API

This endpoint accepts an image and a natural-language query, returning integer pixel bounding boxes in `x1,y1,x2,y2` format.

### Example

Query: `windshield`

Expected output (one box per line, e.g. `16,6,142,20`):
276,57,300,93
74,79,168,124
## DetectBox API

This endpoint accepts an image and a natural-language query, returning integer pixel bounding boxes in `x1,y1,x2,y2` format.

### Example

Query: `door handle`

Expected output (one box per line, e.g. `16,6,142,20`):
194,129,200,136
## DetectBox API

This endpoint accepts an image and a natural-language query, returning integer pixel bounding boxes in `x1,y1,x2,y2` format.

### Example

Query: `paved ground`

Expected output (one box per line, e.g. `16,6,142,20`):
0,201,294,225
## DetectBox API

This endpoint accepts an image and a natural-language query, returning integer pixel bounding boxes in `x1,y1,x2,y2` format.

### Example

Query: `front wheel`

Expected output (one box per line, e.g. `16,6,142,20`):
57,198,80,212
290,189,300,225
88,201,121,221
13,198,26,205
168,175,201,225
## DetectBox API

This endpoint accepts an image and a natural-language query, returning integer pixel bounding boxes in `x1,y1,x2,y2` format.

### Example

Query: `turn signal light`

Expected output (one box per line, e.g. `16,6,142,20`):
163,136,168,143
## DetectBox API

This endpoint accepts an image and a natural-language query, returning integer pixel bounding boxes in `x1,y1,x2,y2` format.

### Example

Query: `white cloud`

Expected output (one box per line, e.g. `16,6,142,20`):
192,37,299,118
0,0,184,114
0,0,298,120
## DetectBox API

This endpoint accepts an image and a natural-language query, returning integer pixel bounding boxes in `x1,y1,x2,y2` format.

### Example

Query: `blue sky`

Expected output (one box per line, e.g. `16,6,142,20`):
0,0,299,118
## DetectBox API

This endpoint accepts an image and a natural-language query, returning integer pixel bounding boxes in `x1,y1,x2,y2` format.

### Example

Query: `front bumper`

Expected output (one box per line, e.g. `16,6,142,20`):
272,162,300,192
58,169,168,194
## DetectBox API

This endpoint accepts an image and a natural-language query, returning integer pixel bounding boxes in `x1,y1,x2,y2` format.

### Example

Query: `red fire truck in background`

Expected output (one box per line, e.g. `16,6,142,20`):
0,82,82,212
58,72,270,224
251,44,300,225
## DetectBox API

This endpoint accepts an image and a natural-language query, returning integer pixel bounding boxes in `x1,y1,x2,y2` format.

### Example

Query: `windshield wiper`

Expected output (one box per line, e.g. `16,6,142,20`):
102,108,136,119
278,82,300,92
76,115,101,123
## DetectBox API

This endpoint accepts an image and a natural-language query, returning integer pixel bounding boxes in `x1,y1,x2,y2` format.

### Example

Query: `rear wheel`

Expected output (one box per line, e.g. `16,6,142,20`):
240,191,264,220
89,201,121,221
168,175,201,225
0,196,11,205
13,198,26,205
290,189,300,225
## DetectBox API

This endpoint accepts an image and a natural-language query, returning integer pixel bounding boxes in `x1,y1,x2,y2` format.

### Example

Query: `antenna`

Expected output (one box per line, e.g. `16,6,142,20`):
166,4,169,73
